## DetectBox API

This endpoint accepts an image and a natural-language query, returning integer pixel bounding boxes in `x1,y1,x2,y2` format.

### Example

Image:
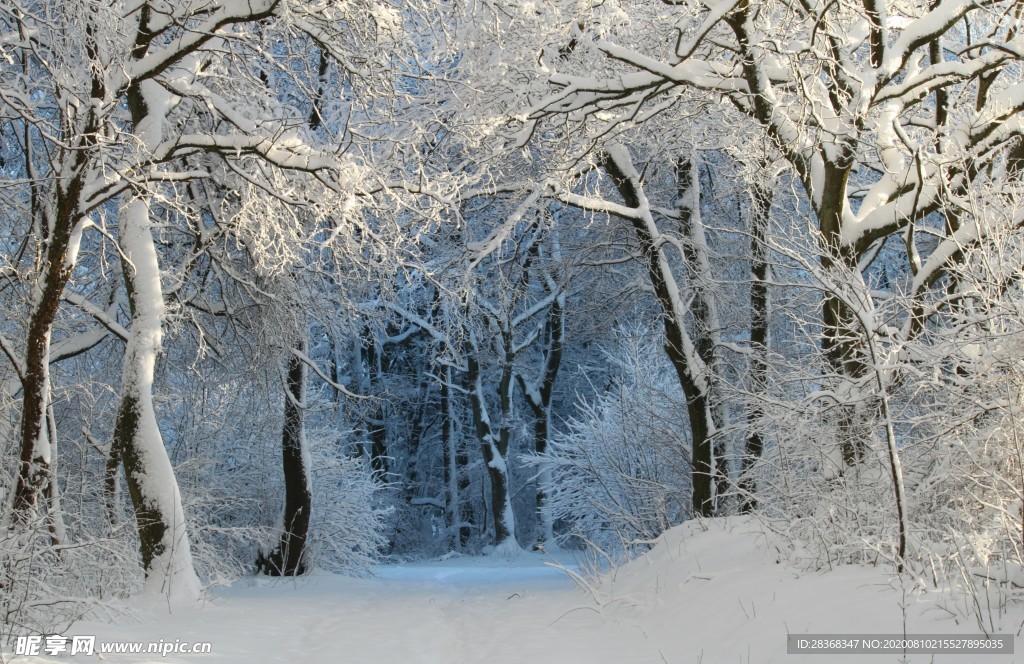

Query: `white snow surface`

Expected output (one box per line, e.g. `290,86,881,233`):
20,517,1022,663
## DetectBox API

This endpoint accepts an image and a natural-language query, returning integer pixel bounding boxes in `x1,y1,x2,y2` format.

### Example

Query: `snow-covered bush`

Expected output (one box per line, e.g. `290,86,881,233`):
165,370,389,579
0,363,141,646
749,383,907,569
304,432,390,575
900,207,1024,592
753,192,1024,596
526,328,691,558
179,460,273,589
0,506,141,649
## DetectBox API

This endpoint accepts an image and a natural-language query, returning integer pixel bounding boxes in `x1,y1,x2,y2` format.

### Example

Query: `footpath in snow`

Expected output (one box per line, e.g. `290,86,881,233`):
11,517,1022,663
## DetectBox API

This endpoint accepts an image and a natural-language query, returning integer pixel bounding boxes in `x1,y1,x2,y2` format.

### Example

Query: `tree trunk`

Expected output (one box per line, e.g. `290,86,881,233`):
8,13,107,524
9,163,93,526
676,157,727,510
44,405,65,546
740,173,773,513
114,192,200,602
602,146,717,517
258,345,311,576
12,300,58,523
466,337,518,550
519,292,564,544
104,439,123,529
111,76,200,602
816,163,872,467
362,331,389,478
401,374,431,519
441,367,467,550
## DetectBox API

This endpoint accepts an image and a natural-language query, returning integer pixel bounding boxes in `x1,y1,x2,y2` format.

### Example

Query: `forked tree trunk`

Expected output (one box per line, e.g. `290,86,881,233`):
807,160,872,469
466,334,518,550
602,146,717,517
725,6,872,469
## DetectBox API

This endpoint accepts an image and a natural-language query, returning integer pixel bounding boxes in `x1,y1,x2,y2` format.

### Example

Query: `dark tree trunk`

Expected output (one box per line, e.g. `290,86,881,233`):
456,439,472,548
727,5,872,470
466,341,517,547
104,440,122,528
519,291,564,543
363,333,389,478
439,364,473,548
113,391,165,573
13,287,64,521
307,49,330,131
676,157,728,509
602,149,716,518
9,11,107,525
440,367,465,549
258,349,311,576
402,375,431,514
815,163,872,466
740,174,773,513
11,160,91,524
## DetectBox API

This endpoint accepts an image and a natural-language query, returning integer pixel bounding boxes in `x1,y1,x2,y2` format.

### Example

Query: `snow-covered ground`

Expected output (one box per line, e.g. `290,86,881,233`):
9,518,1022,663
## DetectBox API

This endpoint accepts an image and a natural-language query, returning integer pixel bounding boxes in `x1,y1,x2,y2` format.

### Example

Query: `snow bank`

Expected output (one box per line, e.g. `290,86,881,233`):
590,516,1021,663
11,518,1020,663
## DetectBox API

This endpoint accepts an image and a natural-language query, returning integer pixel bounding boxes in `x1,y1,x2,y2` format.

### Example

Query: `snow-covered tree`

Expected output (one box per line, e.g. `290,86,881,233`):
528,326,693,556
0,0,414,600
524,0,1024,470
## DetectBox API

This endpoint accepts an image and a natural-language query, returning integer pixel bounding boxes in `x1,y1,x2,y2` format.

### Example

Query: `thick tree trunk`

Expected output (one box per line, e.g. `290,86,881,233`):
114,192,200,602
10,162,92,526
258,346,311,576
726,5,872,471
12,306,57,522
9,11,106,523
112,77,200,602
815,163,873,467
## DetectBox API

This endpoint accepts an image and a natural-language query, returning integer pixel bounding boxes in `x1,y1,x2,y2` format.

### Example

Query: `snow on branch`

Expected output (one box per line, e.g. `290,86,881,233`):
50,326,112,364
466,188,543,269
0,333,24,382
382,301,458,355
879,0,979,79
127,1,281,84
62,293,129,342
291,347,369,400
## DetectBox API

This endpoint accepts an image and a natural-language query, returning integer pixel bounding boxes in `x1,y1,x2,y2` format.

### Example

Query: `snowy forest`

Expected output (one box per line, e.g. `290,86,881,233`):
3,0,1024,659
